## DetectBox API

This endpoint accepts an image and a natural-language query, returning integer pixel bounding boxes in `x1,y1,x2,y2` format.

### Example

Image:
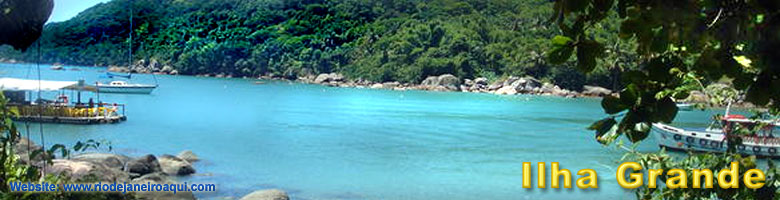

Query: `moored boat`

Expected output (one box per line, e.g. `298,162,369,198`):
50,64,64,70
96,81,157,94
652,115,780,158
95,5,158,95
676,103,694,111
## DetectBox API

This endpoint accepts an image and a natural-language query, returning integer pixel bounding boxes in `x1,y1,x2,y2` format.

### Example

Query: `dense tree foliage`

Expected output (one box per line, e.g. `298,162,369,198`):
551,0,780,199
552,0,779,144
0,0,633,90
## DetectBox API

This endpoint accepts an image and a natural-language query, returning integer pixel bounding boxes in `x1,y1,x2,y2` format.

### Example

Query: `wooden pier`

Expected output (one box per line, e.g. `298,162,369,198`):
11,104,127,125
1,78,128,125
14,115,126,124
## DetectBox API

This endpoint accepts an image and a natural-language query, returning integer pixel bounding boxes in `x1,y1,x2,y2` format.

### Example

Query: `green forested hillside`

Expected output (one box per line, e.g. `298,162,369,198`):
0,0,634,90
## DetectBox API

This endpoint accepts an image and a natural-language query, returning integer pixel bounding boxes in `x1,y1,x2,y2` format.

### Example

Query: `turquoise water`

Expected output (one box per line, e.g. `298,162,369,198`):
1,63,724,199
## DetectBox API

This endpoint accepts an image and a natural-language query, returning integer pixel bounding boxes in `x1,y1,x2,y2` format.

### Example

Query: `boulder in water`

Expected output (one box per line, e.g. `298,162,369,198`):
240,189,290,200
437,74,460,87
130,172,196,200
158,154,195,176
473,77,488,86
313,73,344,84
47,159,129,182
463,79,474,86
382,82,400,89
494,86,517,95
421,74,460,91
370,83,384,89
421,76,439,86
124,154,162,177
487,83,503,91
582,85,612,97
161,65,175,73
176,150,199,163
148,59,160,71
108,66,130,73
72,153,130,170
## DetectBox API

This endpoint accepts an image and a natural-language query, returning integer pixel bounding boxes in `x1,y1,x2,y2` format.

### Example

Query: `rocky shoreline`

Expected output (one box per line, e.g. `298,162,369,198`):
278,73,735,108
107,60,724,103
295,73,616,98
0,59,726,105
254,73,619,102
106,59,180,75
4,59,734,107
14,137,288,200
0,58,738,104
104,59,617,98
4,58,637,99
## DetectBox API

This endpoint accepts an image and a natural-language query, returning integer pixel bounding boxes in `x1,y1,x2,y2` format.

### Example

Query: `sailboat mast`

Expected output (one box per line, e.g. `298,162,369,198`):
725,100,732,117
128,0,133,68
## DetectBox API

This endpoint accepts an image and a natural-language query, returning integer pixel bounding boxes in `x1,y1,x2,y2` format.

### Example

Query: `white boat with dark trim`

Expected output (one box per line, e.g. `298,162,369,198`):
652,114,780,158
96,81,157,94
676,103,694,111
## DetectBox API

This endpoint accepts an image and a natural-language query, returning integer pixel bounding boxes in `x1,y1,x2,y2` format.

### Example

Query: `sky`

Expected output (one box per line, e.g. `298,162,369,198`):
48,0,110,23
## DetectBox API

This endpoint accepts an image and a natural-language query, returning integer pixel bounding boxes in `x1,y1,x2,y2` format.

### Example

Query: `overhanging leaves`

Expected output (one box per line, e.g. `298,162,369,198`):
588,117,618,145
548,45,574,64
575,40,604,73
602,95,629,114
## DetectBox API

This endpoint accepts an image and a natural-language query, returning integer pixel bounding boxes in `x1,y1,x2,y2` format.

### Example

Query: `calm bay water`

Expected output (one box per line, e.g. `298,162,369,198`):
0,63,724,199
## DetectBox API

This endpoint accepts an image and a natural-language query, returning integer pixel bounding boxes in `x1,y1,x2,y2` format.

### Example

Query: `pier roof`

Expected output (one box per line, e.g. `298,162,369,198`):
0,78,91,91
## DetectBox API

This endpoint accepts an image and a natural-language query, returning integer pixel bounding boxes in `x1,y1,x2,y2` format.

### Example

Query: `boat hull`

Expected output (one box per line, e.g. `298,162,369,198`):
97,85,156,94
676,103,694,111
652,123,780,158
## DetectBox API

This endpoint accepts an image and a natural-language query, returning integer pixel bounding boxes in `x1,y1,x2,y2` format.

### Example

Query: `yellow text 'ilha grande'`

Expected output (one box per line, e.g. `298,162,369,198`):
522,162,765,189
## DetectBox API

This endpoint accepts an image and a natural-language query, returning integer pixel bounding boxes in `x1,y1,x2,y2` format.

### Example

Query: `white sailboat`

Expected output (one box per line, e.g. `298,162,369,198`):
675,102,694,111
96,3,158,94
96,80,157,94
652,104,780,157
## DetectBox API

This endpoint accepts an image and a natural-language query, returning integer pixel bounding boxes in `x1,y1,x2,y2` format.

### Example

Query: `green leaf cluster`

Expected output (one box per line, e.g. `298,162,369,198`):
553,0,780,145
